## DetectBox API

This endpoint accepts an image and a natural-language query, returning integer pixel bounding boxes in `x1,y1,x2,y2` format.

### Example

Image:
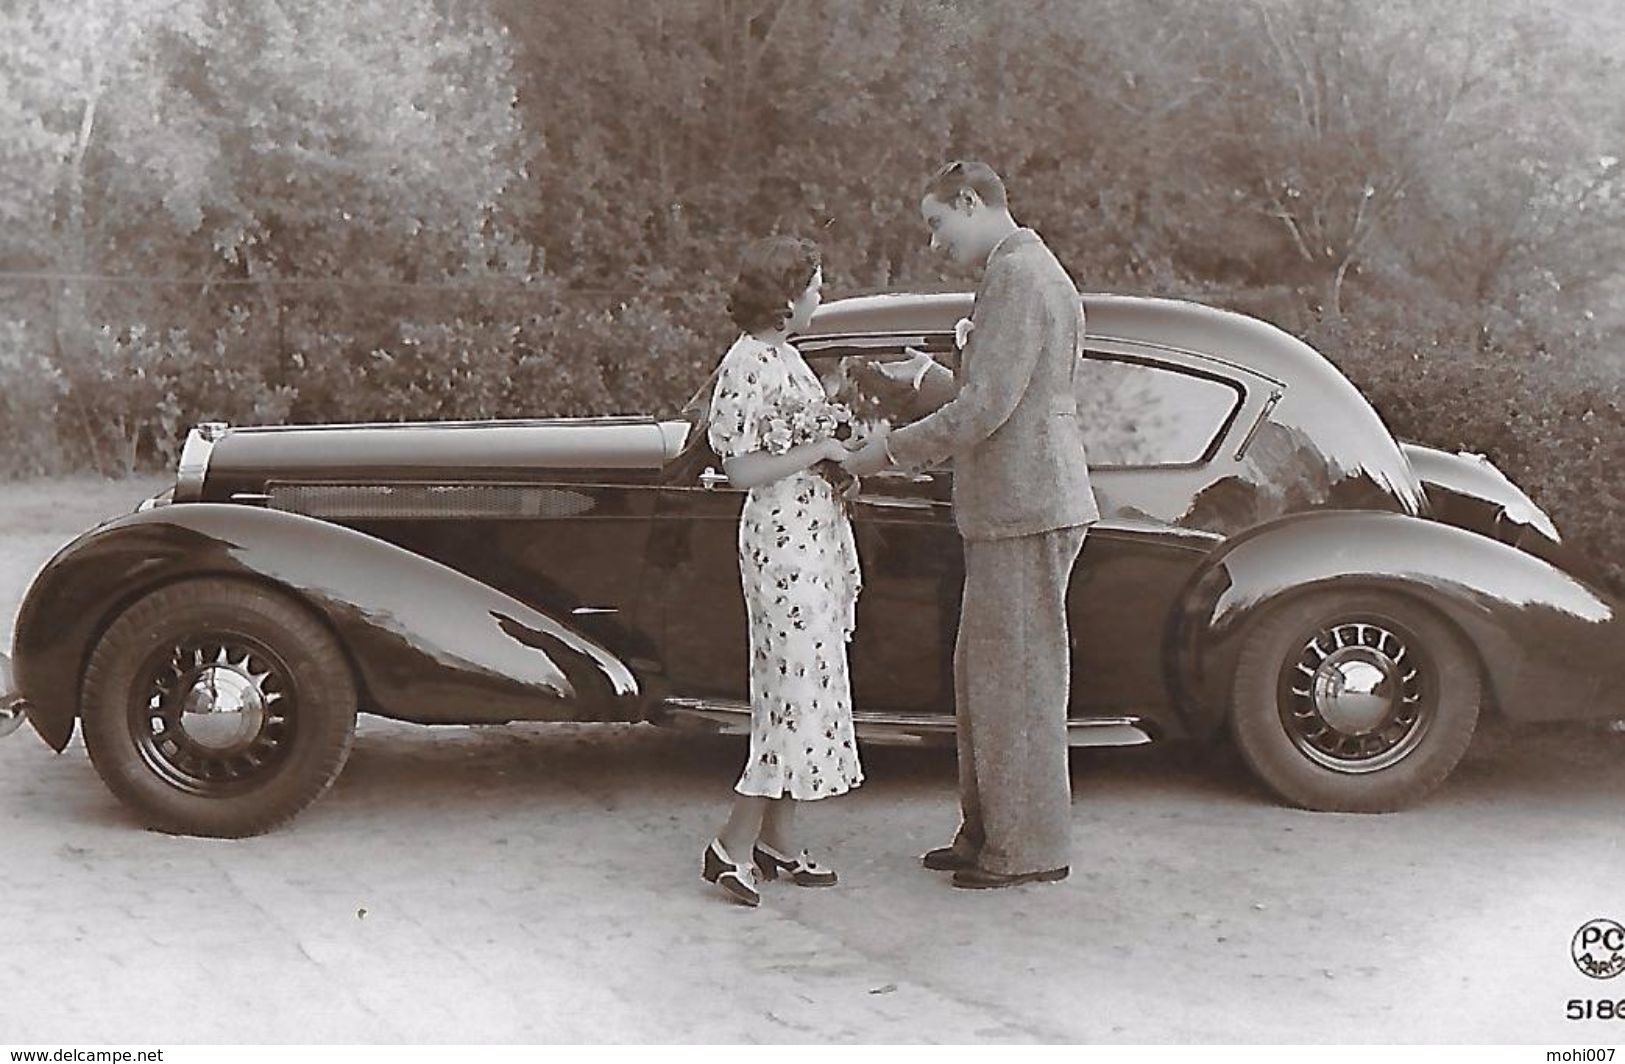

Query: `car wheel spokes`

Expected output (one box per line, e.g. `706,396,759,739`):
1280,618,1431,774
133,636,297,796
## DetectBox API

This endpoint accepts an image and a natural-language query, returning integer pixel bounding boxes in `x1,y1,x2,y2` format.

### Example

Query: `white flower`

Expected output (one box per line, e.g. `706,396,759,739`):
953,316,975,349
762,417,795,455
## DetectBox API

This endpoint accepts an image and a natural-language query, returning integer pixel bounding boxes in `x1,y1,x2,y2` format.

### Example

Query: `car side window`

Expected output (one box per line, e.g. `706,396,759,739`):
1076,353,1242,467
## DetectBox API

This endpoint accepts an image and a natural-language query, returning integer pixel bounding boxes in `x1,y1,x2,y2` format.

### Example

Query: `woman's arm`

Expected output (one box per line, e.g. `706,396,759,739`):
722,437,848,490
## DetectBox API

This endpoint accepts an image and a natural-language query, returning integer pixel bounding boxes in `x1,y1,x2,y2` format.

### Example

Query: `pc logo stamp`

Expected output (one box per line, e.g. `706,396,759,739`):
1573,919,1625,979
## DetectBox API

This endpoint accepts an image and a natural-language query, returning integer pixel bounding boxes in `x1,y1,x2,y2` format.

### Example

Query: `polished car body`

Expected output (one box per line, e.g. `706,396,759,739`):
5,292,1619,833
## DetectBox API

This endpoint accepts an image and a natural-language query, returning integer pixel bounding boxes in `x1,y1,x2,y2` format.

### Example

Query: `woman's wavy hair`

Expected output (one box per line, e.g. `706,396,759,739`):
727,236,822,334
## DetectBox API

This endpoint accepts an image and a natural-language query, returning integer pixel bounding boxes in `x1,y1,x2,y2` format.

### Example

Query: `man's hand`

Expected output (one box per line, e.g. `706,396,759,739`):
840,434,892,477
867,347,935,387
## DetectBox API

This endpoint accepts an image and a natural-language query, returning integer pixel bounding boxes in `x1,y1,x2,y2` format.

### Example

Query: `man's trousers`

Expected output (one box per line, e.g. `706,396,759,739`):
949,524,1088,875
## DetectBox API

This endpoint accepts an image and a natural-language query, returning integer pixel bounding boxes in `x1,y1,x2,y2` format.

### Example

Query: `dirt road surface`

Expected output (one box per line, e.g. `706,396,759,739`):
2,477,1622,1043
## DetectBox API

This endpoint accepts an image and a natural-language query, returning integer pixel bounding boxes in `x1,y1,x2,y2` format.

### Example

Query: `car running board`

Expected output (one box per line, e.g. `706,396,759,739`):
651,697,1152,748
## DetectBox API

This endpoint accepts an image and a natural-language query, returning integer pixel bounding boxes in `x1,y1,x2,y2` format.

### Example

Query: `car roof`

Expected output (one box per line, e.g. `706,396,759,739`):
804,291,1338,392
807,290,1427,516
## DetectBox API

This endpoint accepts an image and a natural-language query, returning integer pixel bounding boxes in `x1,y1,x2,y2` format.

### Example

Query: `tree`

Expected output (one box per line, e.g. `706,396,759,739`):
1402,5,1625,343
0,0,538,471
1182,0,1516,318
198,0,533,284
0,0,212,354
0,0,535,338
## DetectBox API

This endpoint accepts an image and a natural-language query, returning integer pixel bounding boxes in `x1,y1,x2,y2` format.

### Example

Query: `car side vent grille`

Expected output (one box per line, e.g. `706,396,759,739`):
266,482,597,520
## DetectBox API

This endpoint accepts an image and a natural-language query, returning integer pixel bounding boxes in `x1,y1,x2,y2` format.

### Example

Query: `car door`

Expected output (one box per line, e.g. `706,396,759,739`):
1063,341,1282,731
802,336,963,718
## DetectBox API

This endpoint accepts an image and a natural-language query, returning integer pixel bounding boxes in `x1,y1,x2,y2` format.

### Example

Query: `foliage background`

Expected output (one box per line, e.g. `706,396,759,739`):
0,0,1621,575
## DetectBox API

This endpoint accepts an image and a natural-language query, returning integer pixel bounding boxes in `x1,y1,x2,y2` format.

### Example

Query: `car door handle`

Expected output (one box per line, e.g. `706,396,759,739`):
699,467,730,490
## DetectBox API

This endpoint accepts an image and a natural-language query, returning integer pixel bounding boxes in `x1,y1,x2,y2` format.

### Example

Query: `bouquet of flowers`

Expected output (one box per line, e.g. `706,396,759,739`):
759,393,862,505
760,393,854,455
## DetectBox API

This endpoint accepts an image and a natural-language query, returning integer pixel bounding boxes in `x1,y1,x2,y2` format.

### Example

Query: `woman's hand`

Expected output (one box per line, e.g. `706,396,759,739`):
725,436,861,490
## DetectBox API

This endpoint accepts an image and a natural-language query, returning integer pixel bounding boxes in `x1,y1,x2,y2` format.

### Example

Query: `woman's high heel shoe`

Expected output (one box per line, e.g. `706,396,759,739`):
702,839,760,907
753,842,838,887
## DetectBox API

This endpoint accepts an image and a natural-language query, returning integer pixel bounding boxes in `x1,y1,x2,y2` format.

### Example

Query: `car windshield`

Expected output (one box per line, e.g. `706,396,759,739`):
676,362,724,442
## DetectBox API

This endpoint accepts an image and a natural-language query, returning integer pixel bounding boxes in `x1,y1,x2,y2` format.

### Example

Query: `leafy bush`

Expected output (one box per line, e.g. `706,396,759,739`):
281,292,721,424
79,316,296,475
0,320,67,476
1307,305,1625,590
0,291,728,477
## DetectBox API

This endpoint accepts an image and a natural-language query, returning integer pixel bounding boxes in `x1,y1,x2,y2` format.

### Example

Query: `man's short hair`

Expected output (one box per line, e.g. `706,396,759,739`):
922,159,1008,209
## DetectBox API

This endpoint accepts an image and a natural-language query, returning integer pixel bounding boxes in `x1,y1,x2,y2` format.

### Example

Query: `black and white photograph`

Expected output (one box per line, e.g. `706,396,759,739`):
1,0,1622,1052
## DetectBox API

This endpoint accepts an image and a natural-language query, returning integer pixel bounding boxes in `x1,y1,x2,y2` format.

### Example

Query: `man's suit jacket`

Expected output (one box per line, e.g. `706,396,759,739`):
886,228,1099,541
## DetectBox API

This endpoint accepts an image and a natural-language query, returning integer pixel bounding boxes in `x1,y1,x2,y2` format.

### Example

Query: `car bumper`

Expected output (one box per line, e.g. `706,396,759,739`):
0,653,30,739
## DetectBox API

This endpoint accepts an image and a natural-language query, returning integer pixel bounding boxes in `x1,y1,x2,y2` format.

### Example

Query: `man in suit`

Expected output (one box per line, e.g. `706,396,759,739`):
841,160,1098,889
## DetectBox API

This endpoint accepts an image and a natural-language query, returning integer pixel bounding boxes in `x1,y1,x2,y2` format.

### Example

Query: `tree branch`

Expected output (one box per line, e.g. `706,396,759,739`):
1263,185,1319,264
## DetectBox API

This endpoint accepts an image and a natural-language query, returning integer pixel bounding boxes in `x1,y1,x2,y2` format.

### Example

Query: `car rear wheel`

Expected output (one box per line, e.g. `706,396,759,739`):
81,578,356,837
1229,590,1480,812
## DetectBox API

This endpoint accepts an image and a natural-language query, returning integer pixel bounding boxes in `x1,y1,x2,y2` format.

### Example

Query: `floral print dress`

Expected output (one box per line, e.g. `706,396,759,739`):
707,334,864,801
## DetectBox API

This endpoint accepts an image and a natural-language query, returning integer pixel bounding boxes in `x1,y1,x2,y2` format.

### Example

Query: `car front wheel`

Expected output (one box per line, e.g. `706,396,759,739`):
1229,589,1481,812
81,578,356,837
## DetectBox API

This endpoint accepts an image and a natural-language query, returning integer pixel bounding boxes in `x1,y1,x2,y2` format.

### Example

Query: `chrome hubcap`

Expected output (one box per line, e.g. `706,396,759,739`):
1310,649,1397,734
134,639,294,795
1283,620,1429,773
177,662,270,753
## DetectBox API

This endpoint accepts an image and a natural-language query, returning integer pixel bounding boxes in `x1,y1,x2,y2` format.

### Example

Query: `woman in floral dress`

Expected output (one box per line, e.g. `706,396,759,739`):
701,236,866,907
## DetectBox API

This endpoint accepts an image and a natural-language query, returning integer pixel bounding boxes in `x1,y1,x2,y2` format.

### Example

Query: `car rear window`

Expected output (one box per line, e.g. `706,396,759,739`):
1076,354,1243,467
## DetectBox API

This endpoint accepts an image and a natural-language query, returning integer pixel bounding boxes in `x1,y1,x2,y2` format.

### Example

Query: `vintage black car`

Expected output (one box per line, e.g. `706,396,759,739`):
3,292,1620,837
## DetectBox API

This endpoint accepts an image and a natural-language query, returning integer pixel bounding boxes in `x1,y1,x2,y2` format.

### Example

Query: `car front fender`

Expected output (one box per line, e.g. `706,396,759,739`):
1177,510,1625,731
12,504,643,751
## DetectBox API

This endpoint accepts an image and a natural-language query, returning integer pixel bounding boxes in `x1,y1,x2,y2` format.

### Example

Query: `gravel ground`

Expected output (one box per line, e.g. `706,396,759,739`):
1,476,1622,1044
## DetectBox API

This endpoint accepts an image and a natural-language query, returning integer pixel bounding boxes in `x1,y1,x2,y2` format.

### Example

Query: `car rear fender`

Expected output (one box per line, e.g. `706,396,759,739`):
1175,510,1625,732
12,504,643,750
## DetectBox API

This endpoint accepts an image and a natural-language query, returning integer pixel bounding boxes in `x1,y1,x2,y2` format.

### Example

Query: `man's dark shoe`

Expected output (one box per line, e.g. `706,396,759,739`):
921,845,977,872
951,865,1070,889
